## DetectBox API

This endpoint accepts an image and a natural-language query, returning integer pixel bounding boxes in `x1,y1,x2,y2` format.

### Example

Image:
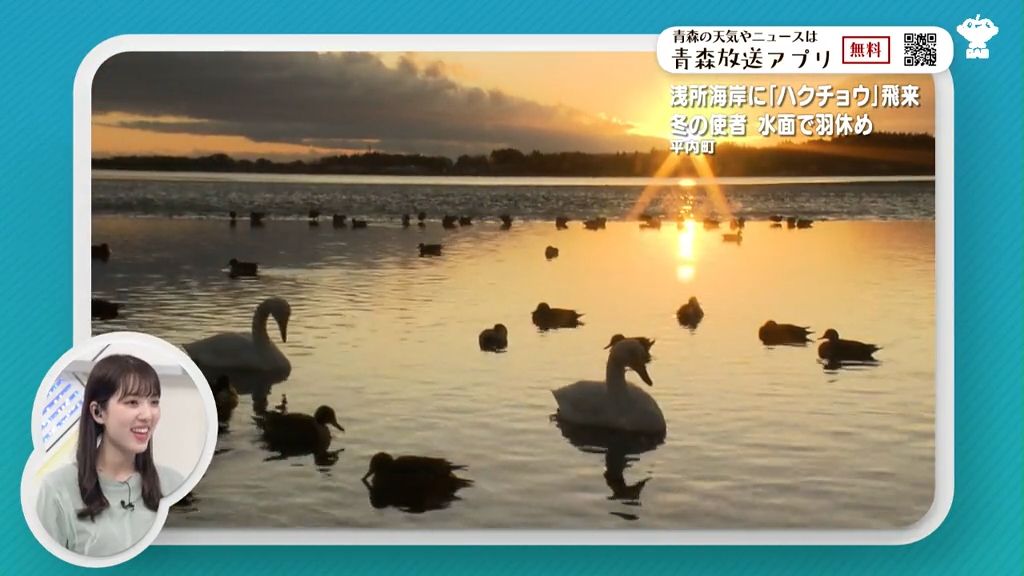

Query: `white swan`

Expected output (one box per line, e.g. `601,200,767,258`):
552,339,666,435
184,297,292,382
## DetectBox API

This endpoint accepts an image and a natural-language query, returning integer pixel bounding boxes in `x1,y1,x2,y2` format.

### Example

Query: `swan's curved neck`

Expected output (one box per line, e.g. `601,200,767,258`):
252,304,274,345
606,359,627,388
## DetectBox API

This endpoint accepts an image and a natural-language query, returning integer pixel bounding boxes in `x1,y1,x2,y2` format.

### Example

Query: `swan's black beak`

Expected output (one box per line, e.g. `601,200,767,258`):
635,363,653,386
330,417,345,432
280,322,288,343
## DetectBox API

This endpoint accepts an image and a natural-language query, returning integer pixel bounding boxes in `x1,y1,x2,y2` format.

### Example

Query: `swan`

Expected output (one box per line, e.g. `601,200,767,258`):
552,339,666,435
184,297,292,382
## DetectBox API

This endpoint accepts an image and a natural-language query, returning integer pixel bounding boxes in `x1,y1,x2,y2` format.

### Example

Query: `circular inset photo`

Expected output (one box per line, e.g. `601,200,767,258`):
21,332,216,567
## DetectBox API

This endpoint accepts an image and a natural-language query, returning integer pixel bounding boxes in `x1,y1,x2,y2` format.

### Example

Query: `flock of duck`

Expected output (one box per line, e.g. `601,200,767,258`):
93,211,881,514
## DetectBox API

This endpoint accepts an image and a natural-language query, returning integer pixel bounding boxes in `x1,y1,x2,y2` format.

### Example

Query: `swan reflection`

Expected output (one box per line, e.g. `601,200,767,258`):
553,417,663,516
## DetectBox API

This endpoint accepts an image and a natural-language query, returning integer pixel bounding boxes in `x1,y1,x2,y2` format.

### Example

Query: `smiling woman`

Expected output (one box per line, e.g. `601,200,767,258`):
34,355,183,557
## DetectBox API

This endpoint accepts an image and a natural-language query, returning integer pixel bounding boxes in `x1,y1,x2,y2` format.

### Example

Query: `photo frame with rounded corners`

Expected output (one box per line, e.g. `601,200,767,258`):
71,34,954,546
21,331,218,567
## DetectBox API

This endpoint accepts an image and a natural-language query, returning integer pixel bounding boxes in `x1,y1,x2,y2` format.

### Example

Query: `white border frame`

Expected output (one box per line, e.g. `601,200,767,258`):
73,35,953,546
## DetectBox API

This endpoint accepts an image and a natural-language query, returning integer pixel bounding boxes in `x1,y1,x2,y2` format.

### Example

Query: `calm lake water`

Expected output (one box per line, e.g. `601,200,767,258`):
92,175,935,529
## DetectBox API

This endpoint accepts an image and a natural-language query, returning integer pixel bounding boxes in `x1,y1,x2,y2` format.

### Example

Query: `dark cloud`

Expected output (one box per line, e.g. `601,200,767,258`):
93,52,662,157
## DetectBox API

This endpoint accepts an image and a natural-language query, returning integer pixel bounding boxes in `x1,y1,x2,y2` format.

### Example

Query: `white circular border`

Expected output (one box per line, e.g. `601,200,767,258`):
21,331,217,567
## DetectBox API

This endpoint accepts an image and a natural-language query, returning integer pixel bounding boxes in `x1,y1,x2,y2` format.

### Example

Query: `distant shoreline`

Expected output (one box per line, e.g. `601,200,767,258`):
92,170,935,188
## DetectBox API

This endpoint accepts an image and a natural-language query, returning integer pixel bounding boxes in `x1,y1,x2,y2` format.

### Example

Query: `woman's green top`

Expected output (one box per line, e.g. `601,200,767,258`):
36,464,184,557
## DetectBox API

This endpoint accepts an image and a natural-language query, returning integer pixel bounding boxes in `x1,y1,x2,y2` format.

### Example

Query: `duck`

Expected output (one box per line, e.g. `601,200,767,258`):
442,215,458,229
401,214,411,228
184,297,292,382
458,216,473,226
722,230,742,243
92,243,111,262
676,297,704,328
229,210,237,225
532,302,584,330
351,219,368,229
702,218,720,229
758,320,813,345
417,211,427,222
250,211,266,227
786,216,797,229
254,404,344,457
418,243,443,257
729,217,747,230
769,215,784,223
555,216,570,230
603,334,655,362
818,328,881,362
228,258,259,279
211,375,239,423
361,452,473,514
584,218,604,230
639,217,662,230
796,218,814,229
332,214,348,228
91,298,122,320
274,394,288,414
478,324,508,352
552,338,666,435
499,214,513,230
308,209,320,225
545,246,559,260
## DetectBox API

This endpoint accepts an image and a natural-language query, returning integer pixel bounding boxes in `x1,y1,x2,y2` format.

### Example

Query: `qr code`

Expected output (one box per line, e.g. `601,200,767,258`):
904,32,937,66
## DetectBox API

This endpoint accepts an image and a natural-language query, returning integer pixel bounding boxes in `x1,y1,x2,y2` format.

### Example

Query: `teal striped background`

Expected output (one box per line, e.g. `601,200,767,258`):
1,1,1020,573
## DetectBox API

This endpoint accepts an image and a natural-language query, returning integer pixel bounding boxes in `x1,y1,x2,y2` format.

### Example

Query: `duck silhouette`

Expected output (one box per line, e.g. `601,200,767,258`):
676,297,704,328
545,246,559,260
228,258,258,279
211,375,239,425
92,243,111,262
91,298,122,321
818,328,881,362
722,230,742,243
603,334,655,362
478,324,508,352
758,320,813,345
418,243,443,257
362,452,472,513
254,405,344,463
532,302,584,330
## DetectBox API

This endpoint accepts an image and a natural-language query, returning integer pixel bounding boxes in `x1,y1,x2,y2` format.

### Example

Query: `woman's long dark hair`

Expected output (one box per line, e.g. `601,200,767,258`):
76,354,163,521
